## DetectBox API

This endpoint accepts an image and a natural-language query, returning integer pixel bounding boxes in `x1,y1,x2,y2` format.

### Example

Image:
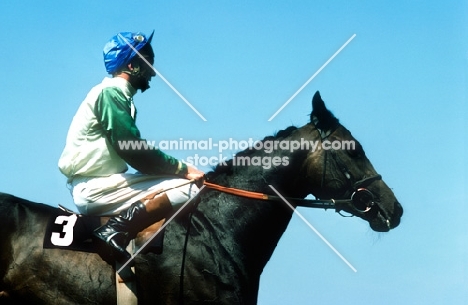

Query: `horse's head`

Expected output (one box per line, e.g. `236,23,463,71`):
296,91,403,232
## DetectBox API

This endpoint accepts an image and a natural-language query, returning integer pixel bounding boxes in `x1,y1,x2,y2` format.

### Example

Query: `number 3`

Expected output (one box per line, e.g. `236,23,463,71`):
51,214,78,246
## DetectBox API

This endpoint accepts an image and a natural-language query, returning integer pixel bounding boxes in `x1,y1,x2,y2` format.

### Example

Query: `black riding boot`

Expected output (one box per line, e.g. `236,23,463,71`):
93,193,173,264
93,201,149,263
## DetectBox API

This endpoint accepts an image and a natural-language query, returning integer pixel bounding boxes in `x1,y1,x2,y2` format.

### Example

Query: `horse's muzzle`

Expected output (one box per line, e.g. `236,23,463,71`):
369,200,403,232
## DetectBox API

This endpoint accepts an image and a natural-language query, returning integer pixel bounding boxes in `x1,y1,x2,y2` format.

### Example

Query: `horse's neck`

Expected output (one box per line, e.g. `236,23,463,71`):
201,125,319,274
200,176,293,276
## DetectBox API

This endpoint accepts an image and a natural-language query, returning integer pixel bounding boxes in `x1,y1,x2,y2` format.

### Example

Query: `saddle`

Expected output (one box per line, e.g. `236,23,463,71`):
43,205,166,257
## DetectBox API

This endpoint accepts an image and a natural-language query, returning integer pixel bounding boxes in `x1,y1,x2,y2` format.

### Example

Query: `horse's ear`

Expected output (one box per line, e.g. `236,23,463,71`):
310,91,339,131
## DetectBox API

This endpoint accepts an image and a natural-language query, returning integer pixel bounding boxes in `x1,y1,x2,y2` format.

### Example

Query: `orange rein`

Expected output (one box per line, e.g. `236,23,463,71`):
202,181,344,211
203,181,270,201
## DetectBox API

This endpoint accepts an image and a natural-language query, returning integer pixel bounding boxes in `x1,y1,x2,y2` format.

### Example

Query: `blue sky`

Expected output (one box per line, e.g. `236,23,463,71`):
0,1,466,304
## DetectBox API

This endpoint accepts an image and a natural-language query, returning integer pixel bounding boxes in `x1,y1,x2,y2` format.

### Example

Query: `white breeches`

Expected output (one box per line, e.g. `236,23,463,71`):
69,173,199,216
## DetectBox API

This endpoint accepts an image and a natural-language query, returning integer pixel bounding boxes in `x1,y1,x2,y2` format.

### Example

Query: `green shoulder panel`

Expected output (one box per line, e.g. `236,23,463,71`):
94,87,188,176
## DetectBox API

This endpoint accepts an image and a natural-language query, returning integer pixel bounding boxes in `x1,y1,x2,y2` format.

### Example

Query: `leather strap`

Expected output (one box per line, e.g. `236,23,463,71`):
203,182,269,200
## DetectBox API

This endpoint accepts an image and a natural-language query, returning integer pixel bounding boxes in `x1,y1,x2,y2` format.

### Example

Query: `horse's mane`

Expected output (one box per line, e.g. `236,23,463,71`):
206,126,298,180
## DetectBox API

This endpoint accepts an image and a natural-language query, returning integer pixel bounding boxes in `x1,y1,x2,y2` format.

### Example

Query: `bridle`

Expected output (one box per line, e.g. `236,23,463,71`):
313,122,389,224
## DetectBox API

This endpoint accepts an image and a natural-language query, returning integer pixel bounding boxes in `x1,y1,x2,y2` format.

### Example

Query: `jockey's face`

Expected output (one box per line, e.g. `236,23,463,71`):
128,47,156,93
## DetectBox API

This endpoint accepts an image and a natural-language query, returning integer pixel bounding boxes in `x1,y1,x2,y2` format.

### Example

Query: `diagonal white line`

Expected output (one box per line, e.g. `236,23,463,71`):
268,34,357,122
118,33,207,121
117,185,206,273
268,185,357,272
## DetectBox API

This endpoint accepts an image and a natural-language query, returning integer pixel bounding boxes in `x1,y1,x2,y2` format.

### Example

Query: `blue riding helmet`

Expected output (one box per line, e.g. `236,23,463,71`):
103,31,154,74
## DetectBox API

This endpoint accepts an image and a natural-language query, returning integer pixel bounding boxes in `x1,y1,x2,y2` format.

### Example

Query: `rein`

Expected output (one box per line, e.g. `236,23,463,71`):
203,178,381,213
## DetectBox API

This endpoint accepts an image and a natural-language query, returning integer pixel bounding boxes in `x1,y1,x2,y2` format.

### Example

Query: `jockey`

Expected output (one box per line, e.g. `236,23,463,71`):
58,31,204,264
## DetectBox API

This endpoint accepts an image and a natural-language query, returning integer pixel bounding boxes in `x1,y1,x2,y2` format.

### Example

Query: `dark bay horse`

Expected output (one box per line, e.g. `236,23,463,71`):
0,92,403,304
